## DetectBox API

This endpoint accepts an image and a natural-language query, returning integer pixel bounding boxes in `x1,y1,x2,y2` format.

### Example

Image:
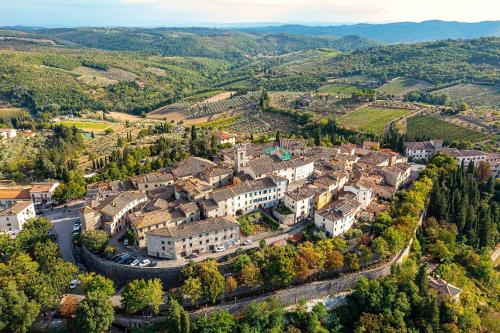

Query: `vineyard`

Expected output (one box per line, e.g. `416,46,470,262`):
431,84,500,107
406,115,487,142
269,91,360,118
0,134,45,182
377,77,433,97
148,95,255,121
338,107,411,135
0,105,29,120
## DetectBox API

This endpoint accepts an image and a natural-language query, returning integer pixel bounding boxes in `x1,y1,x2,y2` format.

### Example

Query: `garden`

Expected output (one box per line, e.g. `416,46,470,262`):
237,210,280,237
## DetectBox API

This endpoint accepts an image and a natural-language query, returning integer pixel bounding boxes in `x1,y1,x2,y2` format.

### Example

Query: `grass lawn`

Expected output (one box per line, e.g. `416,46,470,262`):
237,210,279,236
59,120,115,132
338,107,411,135
406,115,487,142
317,84,362,97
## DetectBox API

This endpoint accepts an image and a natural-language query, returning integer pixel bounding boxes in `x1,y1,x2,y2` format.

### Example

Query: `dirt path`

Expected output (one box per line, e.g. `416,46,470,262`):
203,91,234,103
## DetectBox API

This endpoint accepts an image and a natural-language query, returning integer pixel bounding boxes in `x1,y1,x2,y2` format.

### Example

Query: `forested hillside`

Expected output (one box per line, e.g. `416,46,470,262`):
1,28,378,60
316,37,500,85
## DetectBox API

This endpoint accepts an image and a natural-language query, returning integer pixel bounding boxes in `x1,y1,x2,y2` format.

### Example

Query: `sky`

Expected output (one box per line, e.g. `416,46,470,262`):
0,0,499,27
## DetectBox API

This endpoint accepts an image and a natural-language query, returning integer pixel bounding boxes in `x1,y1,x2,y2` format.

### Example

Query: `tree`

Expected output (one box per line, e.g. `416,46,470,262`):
325,251,344,270
60,294,79,318
198,260,225,303
226,276,238,294
192,310,236,333
0,282,40,333
79,272,115,297
372,237,390,259
242,298,284,332
344,253,360,272
275,130,281,142
294,255,310,280
75,291,114,333
314,127,321,146
190,125,197,142
475,161,491,183
164,298,190,333
81,230,109,254
181,277,202,305
241,263,261,289
121,279,164,315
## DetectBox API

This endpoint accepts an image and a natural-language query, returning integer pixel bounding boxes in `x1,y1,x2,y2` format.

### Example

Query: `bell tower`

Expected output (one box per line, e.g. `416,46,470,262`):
234,143,248,173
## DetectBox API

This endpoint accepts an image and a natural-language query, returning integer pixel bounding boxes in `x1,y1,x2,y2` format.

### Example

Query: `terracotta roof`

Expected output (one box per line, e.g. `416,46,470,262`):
217,131,235,140
29,182,59,193
428,276,462,299
171,157,216,179
147,216,239,239
97,191,147,218
0,188,31,200
285,187,318,201
247,155,313,177
129,209,171,229
0,201,33,216
316,198,361,221
279,138,306,150
130,169,173,184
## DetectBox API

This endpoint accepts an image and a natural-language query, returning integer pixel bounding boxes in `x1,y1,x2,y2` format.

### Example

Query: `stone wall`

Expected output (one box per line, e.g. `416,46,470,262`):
79,246,184,288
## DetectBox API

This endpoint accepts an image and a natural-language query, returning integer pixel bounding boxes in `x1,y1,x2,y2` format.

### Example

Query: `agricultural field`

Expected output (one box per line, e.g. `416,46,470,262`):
406,115,488,142
181,90,226,102
377,77,433,97
0,105,29,120
148,95,256,122
337,107,411,135
59,119,116,132
0,134,45,182
317,83,363,97
431,84,500,107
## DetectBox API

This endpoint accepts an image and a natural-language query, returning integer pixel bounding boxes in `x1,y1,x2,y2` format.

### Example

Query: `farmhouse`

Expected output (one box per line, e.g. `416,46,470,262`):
146,217,240,260
216,130,236,145
404,140,443,160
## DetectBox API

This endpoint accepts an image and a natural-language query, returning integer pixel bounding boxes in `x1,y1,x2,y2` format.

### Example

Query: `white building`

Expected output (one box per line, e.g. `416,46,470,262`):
0,188,32,208
404,140,443,160
201,176,288,218
0,128,17,141
0,201,36,235
216,131,236,146
146,217,240,260
284,187,317,223
29,182,60,207
314,198,362,237
245,155,314,183
344,180,374,209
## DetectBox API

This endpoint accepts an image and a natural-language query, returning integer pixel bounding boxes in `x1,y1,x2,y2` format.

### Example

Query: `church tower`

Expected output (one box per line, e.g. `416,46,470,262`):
234,143,248,173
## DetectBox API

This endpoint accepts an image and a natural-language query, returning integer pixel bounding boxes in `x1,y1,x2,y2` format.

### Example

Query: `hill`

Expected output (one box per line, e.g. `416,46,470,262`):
0,28,378,60
238,20,500,43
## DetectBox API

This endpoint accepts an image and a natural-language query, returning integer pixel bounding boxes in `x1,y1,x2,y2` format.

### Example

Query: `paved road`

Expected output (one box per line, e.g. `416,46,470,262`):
42,202,83,264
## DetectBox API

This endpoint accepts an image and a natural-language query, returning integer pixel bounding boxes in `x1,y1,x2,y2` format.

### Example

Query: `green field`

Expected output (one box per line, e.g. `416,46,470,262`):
406,115,487,142
59,120,114,132
182,89,226,102
338,107,411,135
0,106,29,120
377,77,433,96
317,84,362,97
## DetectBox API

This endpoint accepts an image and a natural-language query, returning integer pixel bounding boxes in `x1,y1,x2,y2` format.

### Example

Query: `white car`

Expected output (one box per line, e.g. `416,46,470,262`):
242,239,253,245
69,279,79,289
123,239,129,246
139,259,151,267
214,246,225,253
130,259,140,266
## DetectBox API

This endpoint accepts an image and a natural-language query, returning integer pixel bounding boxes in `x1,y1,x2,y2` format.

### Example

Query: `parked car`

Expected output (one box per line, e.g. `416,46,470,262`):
186,253,199,259
69,279,79,289
123,239,129,246
129,259,140,266
214,246,225,253
116,254,131,264
123,257,136,265
242,239,253,245
139,259,151,267
148,260,157,267
110,253,123,261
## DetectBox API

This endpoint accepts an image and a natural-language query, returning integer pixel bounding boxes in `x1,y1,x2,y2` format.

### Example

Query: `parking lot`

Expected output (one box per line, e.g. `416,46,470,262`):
42,202,83,264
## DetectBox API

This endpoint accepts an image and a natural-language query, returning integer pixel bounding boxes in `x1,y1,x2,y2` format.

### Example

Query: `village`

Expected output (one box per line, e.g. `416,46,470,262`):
2,129,497,269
